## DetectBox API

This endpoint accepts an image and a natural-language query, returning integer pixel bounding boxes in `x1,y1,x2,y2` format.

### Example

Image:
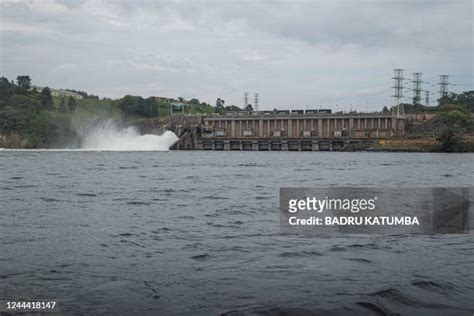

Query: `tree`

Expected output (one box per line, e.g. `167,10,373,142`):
189,98,200,105
382,106,389,113
119,95,159,117
156,99,171,117
224,105,242,112
8,95,41,112
58,98,67,113
41,87,54,111
245,103,254,113
67,96,77,112
0,106,31,133
216,98,225,108
215,98,225,114
143,97,158,117
439,91,474,113
0,95,41,133
16,75,31,90
119,95,139,116
435,104,472,152
456,91,474,112
0,77,15,109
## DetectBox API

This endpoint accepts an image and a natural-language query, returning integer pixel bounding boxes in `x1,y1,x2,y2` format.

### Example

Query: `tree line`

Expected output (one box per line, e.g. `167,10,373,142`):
0,76,79,147
0,74,472,150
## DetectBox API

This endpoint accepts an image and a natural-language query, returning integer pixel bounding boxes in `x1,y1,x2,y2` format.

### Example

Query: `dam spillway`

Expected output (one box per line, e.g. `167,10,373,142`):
173,112,406,151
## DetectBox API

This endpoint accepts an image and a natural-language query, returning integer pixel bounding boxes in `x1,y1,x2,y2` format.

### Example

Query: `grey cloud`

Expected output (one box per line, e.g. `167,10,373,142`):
1,0,472,110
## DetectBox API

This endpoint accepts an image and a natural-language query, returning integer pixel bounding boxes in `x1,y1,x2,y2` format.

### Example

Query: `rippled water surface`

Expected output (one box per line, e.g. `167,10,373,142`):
1,151,473,315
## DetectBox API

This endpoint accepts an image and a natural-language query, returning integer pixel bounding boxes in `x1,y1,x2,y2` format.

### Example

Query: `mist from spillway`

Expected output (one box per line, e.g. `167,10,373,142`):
79,121,179,151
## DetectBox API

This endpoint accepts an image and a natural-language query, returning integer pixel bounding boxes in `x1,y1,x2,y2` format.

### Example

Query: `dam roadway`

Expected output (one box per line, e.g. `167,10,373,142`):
173,112,406,151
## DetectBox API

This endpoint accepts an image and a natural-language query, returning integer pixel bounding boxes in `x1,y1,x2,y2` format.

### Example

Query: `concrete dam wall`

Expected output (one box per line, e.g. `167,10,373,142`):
173,113,406,151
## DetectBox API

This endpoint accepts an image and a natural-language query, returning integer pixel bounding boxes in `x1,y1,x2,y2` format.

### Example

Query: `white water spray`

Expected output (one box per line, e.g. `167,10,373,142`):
80,121,179,151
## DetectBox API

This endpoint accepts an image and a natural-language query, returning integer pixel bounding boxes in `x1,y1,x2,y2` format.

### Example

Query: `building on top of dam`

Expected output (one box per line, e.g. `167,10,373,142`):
202,111,403,139
173,109,406,151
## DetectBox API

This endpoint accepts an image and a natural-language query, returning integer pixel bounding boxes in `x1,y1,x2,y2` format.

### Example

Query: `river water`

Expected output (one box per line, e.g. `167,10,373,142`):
1,151,473,315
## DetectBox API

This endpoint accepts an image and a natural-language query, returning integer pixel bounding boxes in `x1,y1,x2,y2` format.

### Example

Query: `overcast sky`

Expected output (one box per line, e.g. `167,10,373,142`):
1,0,472,111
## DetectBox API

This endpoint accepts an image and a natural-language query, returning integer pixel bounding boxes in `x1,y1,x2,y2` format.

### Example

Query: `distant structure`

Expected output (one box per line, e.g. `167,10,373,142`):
32,86,83,99
412,72,423,106
392,69,405,117
425,91,430,107
254,93,259,112
244,92,249,108
439,75,449,98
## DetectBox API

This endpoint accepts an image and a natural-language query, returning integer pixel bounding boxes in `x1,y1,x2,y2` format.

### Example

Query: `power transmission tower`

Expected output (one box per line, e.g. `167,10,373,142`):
425,90,430,107
412,72,423,106
392,69,405,117
254,93,259,112
244,92,249,109
439,75,449,98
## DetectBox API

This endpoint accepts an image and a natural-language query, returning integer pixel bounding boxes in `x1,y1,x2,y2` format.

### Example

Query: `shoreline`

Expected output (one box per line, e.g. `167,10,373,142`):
1,135,473,153
1,148,472,153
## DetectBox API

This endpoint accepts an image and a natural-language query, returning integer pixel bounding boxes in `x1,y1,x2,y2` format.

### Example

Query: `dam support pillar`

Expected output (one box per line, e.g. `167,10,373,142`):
224,141,230,150
230,140,241,150
242,140,253,151
258,140,269,151
288,140,300,151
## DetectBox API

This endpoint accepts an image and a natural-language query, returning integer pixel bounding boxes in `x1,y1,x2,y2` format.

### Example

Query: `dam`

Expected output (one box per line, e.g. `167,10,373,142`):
173,111,406,151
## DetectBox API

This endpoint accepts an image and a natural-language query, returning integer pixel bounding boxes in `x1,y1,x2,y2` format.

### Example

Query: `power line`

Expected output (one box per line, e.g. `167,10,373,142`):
439,75,449,97
412,72,423,106
392,69,405,117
